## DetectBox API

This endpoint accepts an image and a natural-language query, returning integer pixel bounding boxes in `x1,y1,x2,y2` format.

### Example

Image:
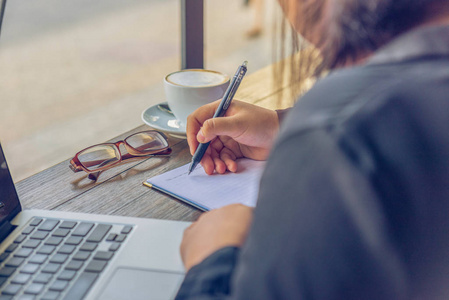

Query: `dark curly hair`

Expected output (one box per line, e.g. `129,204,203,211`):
322,0,445,69
274,0,448,104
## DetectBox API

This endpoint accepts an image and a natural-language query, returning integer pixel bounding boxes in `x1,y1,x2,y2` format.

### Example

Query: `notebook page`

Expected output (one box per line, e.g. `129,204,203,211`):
146,159,266,210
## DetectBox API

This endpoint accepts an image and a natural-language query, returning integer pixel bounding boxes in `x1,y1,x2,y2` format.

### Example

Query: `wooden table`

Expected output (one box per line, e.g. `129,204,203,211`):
15,63,304,222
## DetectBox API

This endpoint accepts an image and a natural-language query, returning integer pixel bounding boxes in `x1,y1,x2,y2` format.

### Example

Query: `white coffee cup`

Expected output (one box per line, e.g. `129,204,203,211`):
164,69,230,126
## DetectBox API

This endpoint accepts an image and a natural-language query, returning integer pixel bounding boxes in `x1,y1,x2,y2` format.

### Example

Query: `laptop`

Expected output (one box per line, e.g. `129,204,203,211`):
0,1,190,299
0,145,190,300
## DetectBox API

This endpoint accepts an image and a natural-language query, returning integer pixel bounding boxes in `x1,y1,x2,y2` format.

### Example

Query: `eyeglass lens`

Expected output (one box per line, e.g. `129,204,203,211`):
78,145,120,171
126,132,168,153
78,131,168,171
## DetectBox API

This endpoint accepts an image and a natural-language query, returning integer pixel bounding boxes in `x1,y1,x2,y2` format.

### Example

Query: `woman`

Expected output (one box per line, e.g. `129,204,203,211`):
177,0,449,299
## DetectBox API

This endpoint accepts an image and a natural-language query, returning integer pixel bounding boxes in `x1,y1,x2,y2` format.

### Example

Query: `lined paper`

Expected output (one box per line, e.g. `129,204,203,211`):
146,159,266,210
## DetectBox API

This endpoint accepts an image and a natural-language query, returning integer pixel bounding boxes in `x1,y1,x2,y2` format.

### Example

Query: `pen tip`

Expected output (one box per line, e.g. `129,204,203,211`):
188,170,192,176
243,61,248,67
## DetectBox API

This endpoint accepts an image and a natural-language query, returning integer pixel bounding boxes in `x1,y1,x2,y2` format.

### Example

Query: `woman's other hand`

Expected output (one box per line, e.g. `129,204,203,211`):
180,204,253,271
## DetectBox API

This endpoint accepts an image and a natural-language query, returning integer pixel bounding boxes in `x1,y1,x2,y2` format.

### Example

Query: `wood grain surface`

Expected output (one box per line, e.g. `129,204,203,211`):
15,63,303,222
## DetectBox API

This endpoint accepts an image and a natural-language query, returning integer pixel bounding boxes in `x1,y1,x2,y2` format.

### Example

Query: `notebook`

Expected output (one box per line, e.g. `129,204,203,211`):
0,2,190,298
144,159,266,211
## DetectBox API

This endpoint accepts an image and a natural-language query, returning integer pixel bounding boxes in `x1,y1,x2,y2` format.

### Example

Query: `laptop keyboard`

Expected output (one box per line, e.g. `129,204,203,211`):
0,217,133,300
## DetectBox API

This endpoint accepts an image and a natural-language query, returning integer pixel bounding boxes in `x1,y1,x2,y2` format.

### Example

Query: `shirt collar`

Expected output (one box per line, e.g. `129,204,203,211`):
367,24,449,65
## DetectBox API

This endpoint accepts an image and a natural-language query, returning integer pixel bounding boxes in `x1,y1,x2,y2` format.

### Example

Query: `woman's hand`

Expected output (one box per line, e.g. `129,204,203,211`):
187,100,279,175
180,204,253,271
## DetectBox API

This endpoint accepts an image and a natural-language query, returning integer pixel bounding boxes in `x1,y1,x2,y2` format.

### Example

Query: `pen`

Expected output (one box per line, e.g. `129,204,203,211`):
188,61,248,175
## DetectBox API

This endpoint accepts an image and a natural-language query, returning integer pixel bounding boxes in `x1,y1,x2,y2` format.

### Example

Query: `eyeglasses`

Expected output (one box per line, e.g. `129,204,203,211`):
70,130,171,181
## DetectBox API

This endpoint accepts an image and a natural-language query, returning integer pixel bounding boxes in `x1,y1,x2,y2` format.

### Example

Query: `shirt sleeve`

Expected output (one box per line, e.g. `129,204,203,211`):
275,108,291,124
175,247,240,300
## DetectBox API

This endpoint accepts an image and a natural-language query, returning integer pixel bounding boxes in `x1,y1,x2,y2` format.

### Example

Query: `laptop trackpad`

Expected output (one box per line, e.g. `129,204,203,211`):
98,267,185,300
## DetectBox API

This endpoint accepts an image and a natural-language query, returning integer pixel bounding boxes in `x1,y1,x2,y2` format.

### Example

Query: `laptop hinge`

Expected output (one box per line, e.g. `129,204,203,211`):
0,220,17,243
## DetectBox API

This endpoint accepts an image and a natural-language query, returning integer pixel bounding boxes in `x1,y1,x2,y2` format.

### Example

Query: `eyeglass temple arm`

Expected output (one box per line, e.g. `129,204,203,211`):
123,147,172,159
88,157,117,181
71,157,115,172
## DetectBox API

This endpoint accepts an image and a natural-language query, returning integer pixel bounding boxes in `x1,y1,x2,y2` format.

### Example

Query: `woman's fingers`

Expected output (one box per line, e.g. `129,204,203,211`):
199,154,215,175
220,148,238,173
198,116,244,144
186,100,221,155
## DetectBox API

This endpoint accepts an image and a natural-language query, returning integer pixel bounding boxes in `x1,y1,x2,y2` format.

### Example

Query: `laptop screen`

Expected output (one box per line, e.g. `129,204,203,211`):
0,1,20,227
0,0,5,41
0,143,22,227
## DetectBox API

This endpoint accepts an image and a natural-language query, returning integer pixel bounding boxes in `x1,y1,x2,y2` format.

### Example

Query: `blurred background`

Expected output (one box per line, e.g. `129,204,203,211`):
0,0,277,182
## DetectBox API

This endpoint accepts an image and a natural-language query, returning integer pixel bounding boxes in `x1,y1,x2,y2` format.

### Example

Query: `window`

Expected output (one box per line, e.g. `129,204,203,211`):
0,0,273,181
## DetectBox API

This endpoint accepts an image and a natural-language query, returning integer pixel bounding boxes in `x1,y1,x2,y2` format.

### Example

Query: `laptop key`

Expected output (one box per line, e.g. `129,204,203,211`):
0,276,7,287
65,236,83,245
11,273,31,285
63,271,98,300
57,270,76,281
44,237,63,246
0,266,16,277
52,228,70,237
73,251,90,261
5,257,25,268
28,254,48,264
0,252,10,262
14,248,33,258
29,218,43,226
79,242,97,252
59,221,77,229
37,245,56,255
72,222,94,237
5,243,18,252
109,242,120,252
41,291,59,300
14,235,27,244
106,233,117,241
38,220,59,231
24,283,44,295
22,240,41,249
115,234,127,242
33,273,53,284
17,295,35,300
121,225,133,234
93,251,113,261
30,231,49,240
41,263,60,274
49,254,68,264
20,263,40,274
21,226,35,235
86,224,111,243
2,283,22,295
49,280,68,292
65,260,84,271
57,245,76,255
85,260,107,273
0,296,13,300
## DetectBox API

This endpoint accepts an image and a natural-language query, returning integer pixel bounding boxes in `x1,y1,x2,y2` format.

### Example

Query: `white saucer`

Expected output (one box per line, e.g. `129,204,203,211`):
141,102,187,138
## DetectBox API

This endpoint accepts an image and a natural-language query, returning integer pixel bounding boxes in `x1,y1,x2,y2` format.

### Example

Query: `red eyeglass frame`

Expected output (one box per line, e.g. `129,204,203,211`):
69,131,171,181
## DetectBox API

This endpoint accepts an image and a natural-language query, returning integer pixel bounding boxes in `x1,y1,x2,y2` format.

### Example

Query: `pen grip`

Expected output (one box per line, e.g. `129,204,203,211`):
192,141,211,162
